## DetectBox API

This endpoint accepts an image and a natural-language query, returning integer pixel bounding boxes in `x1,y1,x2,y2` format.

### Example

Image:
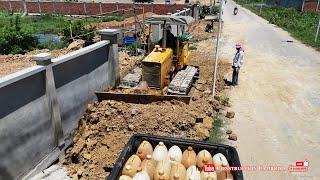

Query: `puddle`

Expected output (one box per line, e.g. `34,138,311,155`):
34,34,61,44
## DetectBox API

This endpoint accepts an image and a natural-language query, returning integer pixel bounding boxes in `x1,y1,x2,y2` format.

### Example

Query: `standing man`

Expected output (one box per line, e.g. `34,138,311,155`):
232,43,244,86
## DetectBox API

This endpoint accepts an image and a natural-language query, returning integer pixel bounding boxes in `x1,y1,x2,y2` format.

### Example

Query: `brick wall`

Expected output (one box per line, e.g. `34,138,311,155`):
0,1,187,15
303,0,319,12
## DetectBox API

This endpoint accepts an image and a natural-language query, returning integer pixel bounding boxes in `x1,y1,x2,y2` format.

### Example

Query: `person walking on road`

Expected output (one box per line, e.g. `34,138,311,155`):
232,43,244,86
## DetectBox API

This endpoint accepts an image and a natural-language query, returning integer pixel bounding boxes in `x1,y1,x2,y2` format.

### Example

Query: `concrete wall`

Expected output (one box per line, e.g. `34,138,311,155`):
0,40,119,180
0,1,187,15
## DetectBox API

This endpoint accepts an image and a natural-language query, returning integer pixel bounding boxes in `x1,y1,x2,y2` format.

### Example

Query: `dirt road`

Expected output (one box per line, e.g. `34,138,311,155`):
221,1,320,180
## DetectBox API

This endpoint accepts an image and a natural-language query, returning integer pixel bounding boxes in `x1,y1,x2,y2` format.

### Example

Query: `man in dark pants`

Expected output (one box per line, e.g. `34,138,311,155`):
159,26,177,51
232,43,244,86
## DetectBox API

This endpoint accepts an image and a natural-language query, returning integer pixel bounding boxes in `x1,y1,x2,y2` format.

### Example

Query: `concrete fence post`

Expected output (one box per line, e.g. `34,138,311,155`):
83,1,87,15
172,3,177,13
301,0,305,11
52,0,56,15
99,1,103,15
23,0,28,15
38,0,42,14
8,0,13,13
97,29,120,85
110,43,120,86
151,2,154,13
116,2,119,16
32,53,65,150
68,1,71,16
133,2,136,16
192,5,199,21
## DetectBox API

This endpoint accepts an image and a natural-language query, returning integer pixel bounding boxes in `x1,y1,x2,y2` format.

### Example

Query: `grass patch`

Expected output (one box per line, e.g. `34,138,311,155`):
0,12,124,34
235,0,320,50
0,13,68,34
219,93,231,107
207,112,224,144
0,11,124,54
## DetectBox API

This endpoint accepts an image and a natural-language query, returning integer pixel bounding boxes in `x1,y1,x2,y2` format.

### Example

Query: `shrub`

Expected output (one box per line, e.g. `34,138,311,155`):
127,41,143,55
100,16,125,22
63,20,96,42
0,16,37,54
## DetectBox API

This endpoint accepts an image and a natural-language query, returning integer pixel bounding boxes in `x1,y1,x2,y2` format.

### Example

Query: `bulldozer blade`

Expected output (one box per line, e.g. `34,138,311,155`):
95,91,191,104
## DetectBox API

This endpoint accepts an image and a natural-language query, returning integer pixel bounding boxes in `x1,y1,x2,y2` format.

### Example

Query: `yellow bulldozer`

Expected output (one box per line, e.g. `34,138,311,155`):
142,15,198,94
96,15,199,103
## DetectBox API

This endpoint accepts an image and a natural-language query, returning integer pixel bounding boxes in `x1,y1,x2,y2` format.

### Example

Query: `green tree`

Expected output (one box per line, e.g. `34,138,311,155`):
0,15,37,54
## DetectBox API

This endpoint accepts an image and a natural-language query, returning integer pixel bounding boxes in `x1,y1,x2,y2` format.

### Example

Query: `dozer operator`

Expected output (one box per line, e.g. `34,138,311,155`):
158,26,177,52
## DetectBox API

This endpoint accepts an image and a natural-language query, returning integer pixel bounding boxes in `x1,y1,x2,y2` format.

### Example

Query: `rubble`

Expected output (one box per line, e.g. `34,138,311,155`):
67,40,85,52
226,111,235,119
228,133,238,141
195,123,210,140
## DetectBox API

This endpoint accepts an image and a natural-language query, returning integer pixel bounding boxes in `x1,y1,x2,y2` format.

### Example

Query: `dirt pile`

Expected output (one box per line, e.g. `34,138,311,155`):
119,51,144,79
94,12,155,30
188,20,214,42
0,43,141,78
0,48,74,77
63,98,215,179
67,40,85,52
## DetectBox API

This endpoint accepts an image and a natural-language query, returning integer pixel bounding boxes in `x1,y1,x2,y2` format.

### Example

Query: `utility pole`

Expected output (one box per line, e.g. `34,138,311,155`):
315,17,320,42
212,0,223,99
316,0,320,11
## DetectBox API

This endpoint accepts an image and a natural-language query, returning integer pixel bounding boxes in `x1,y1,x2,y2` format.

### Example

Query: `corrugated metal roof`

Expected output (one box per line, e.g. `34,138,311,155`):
145,15,194,25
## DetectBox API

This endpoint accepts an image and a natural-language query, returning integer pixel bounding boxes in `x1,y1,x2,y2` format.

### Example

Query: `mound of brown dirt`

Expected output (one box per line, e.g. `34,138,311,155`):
63,99,214,179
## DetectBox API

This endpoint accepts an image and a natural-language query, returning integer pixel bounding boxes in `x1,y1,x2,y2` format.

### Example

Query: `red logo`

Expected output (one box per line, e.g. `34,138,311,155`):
204,164,216,172
296,161,304,166
296,161,309,167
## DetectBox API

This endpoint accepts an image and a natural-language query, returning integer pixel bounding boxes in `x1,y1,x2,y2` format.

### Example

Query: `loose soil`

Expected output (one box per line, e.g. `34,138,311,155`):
0,13,152,78
0,42,144,79
0,40,84,78
93,13,154,30
0,48,69,78
62,20,230,179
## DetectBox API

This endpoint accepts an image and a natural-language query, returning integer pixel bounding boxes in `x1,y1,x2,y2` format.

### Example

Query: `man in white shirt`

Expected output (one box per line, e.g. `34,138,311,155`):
232,43,244,86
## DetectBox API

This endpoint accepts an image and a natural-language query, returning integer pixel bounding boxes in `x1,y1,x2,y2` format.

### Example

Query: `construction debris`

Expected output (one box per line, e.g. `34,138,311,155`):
226,111,235,119
67,40,85,52
168,66,199,95
228,133,238,141
119,67,142,88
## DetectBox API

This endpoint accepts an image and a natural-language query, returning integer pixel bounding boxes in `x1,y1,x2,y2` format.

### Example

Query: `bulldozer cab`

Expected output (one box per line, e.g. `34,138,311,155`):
145,15,194,69
141,15,194,89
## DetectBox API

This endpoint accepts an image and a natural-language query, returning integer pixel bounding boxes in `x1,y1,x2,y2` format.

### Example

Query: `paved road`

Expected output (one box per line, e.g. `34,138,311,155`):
220,1,320,180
